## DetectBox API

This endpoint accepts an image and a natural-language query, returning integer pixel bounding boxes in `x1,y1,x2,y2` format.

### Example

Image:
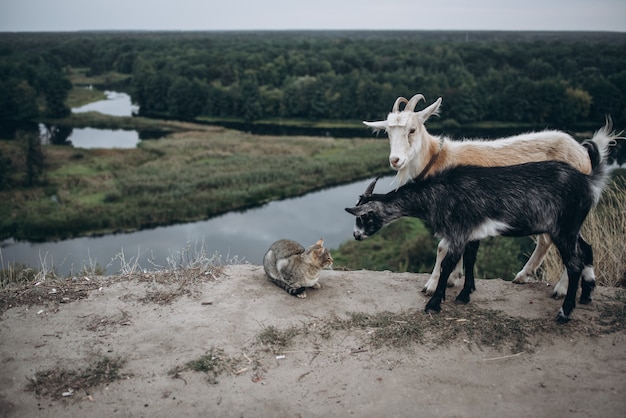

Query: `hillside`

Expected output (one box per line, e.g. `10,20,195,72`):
1,265,625,417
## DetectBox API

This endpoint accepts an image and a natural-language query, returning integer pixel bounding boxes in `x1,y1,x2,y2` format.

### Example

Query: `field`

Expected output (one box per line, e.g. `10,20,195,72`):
1,116,390,241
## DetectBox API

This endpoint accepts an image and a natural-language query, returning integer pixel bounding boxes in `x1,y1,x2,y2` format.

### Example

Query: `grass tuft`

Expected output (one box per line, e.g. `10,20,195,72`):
256,325,302,351
25,356,129,400
168,347,242,384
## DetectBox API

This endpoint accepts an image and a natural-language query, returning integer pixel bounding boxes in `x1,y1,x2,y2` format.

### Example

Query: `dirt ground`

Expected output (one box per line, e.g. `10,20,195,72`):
1,264,625,418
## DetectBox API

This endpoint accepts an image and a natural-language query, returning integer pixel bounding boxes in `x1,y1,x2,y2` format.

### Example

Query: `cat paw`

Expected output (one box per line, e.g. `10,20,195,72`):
311,282,321,289
296,291,307,298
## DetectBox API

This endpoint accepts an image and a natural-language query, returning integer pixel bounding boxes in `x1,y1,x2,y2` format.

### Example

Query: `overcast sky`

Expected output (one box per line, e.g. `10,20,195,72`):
1,0,624,32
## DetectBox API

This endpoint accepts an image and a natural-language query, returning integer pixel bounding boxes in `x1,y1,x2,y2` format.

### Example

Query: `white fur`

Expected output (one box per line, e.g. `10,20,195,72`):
423,239,463,294
469,219,511,241
276,257,289,273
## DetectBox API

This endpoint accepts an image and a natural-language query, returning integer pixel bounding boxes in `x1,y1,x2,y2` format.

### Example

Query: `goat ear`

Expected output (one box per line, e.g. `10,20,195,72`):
345,207,360,216
363,120,387,133
416,97,442,123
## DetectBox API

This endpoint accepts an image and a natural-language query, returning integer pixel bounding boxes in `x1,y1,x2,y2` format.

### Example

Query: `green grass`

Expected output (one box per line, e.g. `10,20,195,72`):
66,86,107,108
67,67,131,88
1,121,389,241
333,218,437,272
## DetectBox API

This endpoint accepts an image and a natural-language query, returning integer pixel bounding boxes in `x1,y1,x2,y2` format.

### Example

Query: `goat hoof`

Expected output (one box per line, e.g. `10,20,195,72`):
422,287,436,296
424,302,441,314
579,296,593,304
455,293,470,304
555,308,571,324
512,273,533,284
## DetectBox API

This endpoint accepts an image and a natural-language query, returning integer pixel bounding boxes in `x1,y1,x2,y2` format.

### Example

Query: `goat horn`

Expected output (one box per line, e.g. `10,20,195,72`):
405,94,425,112
392,97,409,112
363,176,379,198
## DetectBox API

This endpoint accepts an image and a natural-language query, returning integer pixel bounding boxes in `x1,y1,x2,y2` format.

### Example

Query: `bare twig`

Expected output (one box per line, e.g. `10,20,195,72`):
482,352,525,361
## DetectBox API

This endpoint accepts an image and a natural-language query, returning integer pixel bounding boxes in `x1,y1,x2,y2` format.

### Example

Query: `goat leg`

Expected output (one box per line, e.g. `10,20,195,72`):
555,246,583,323
425,250,462,313
578,235,596,304
423,239,463,295
556,271,579,324
456,240,480,304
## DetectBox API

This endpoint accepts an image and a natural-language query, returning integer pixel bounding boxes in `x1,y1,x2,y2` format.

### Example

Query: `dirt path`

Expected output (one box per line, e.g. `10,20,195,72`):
1,265,625,417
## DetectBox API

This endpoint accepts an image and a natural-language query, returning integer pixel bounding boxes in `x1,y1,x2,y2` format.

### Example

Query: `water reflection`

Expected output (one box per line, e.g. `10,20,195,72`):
70,127,138,149
37,123,158,149
72,91,139,117
0,176,395,277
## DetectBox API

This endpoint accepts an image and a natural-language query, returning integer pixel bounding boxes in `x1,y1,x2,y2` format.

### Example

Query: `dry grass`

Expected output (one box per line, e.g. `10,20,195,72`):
542,181,626,288
256,325,304,352
168,347,243,384
0,240,231,314
25,356,130,401
332,306,559,354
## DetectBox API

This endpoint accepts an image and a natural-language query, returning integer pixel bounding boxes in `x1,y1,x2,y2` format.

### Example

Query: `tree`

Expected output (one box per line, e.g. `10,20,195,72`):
18,130,44,187
0,79,38,120
239,76,263,122
167,77,207,119
43,77,72,118
0,148,13,190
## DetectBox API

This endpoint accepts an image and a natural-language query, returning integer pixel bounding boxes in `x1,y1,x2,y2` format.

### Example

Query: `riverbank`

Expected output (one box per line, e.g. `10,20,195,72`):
1,118,390,242
1,265,625,417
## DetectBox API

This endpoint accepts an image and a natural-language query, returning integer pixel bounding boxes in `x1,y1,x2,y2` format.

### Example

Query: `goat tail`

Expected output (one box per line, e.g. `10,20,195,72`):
583,117,623,204
585,117,621,166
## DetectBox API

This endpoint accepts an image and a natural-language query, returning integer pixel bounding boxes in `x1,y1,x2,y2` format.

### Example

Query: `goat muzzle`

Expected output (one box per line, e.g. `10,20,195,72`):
390,156,402,169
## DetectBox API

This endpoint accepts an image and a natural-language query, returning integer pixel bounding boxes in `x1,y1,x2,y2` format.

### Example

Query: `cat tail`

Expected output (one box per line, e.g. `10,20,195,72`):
267,277,306,296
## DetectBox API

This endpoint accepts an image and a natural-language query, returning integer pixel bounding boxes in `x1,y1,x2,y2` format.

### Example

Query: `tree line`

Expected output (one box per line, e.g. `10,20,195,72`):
1,30,625,127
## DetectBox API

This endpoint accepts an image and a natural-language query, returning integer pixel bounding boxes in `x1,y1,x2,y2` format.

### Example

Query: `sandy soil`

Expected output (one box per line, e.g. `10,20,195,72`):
1,264,625,418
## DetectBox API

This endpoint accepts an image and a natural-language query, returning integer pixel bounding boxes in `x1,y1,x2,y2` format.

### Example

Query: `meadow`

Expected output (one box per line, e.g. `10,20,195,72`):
0,116,390,242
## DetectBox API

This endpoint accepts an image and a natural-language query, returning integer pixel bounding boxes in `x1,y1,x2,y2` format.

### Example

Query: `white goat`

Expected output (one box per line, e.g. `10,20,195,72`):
364,94,593,296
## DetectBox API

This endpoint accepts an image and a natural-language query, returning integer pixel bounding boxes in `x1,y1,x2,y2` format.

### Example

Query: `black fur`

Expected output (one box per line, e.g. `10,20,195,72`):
267,277,307,296
346,146,607,323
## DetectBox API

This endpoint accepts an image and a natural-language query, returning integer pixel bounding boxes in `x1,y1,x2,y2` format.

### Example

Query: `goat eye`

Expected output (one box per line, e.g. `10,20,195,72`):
409,128,416,135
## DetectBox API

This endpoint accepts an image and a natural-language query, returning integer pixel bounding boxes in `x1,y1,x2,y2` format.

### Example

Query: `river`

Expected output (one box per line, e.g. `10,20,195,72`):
1,176,395,277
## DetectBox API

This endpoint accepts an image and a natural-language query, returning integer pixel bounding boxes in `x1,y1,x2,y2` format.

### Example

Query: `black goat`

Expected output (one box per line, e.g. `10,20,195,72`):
345,125,616,323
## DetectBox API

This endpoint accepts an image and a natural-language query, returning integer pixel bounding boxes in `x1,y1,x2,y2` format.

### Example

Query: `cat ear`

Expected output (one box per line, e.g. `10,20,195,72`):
315,238,324,247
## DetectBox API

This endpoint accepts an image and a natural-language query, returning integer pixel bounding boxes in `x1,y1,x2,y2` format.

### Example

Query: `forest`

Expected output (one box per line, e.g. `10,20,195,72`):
1,30,625,128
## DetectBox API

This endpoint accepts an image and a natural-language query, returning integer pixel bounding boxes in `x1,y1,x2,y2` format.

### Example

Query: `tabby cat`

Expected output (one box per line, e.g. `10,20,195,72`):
263,238,333,298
